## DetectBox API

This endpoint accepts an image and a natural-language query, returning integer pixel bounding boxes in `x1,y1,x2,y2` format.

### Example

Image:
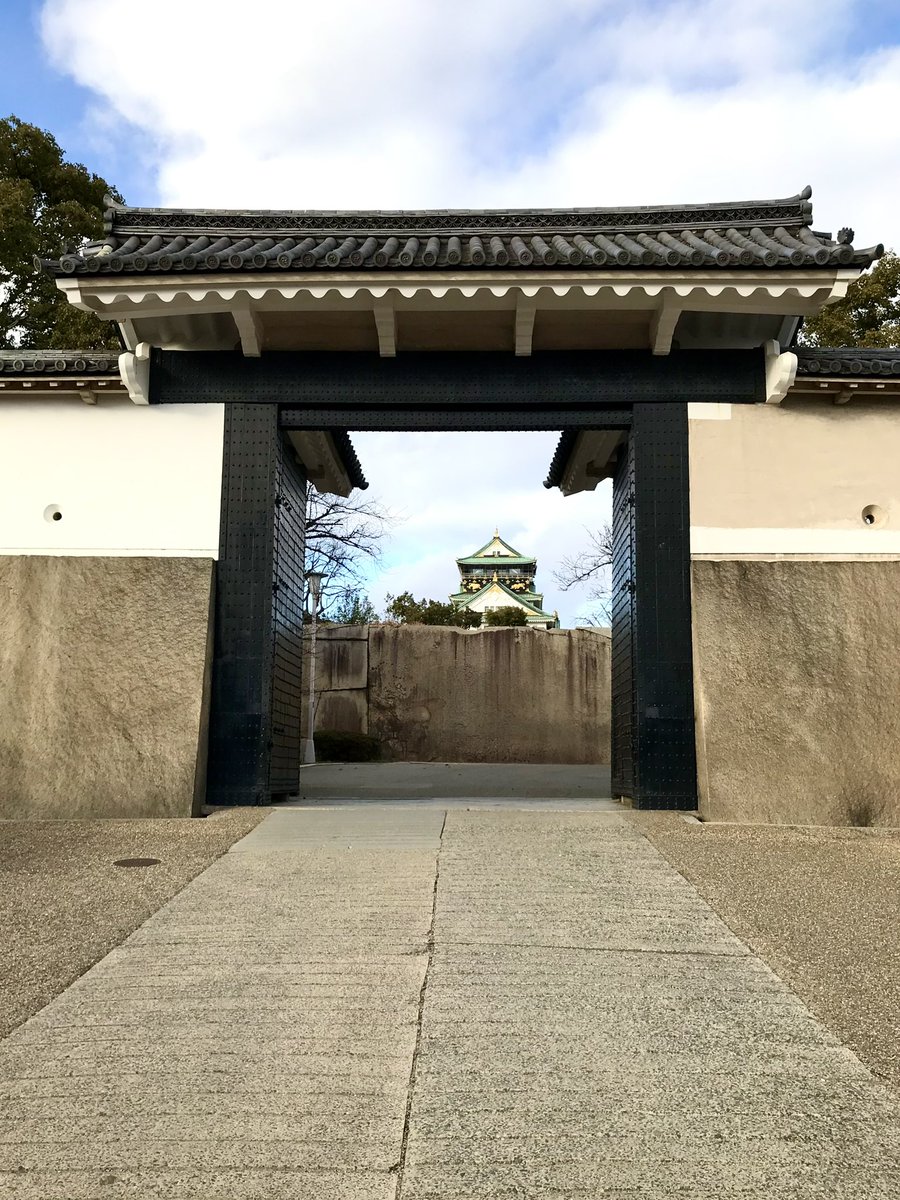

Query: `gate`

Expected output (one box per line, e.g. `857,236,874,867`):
269,429,307,795
165,349,764,810
610,435,636,797
206,407,308,805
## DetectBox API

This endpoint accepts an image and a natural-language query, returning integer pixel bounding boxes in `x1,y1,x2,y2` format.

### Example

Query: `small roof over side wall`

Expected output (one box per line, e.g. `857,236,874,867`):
790,346,900,404
0,349,125,402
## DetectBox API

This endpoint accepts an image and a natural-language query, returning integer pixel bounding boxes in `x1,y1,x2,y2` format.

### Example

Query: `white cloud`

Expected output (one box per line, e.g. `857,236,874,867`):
39,0,900,246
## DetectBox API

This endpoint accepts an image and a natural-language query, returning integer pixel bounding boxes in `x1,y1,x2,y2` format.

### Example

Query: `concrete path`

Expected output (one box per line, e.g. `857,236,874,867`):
3,806,900,1198
293,761,613,802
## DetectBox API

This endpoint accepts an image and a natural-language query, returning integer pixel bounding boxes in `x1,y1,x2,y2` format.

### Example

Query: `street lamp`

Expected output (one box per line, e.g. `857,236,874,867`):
302,571,327,765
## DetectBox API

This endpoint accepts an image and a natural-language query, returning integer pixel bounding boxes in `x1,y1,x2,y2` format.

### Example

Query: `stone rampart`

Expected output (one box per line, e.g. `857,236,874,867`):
306,624,610,764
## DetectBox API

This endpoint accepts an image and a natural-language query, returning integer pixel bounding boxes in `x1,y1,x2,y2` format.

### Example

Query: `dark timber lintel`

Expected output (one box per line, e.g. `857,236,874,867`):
149,349,765,408
278,407,633,431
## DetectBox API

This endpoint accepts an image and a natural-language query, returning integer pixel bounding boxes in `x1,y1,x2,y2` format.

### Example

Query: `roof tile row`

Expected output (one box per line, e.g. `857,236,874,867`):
41,189,882,276
796,348,900,376
0,350,119,374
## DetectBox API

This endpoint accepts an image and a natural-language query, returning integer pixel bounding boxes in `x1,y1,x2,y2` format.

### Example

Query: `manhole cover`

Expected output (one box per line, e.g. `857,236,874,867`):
113,857,161,868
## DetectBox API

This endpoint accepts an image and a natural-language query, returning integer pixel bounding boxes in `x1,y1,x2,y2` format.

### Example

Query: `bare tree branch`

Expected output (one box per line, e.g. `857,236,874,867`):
553,523,614,627
553,524,613,597
304,487,397,616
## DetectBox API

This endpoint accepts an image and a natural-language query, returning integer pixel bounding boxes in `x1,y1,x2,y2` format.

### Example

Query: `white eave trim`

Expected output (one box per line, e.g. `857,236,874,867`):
787,376,900,401
0,377,127,402
55,268,859,312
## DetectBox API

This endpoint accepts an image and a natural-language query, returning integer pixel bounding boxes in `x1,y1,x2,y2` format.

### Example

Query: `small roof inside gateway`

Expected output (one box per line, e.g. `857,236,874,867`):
41,187,882,277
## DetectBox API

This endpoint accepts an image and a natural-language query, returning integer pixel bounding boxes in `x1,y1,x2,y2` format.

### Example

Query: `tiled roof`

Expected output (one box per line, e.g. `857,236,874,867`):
41,188,882,276
543,430,579,489
457,532,533,564
329,429,368,490
0,349,120,375
796,347,900,376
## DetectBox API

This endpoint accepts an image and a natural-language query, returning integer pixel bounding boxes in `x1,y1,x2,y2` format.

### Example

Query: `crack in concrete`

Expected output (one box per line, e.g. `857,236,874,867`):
439,939,747,957
394,809,446,1199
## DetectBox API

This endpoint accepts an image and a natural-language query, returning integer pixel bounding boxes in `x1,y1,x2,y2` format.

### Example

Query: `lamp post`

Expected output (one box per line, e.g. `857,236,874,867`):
302,571,327,765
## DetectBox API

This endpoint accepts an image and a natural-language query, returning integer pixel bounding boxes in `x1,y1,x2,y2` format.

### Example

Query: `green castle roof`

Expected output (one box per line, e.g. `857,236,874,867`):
457,530,536,567
450,578,555,620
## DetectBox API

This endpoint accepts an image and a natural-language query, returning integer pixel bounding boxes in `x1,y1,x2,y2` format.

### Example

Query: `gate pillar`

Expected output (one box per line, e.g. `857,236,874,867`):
207,404,308,805
612,403,697,809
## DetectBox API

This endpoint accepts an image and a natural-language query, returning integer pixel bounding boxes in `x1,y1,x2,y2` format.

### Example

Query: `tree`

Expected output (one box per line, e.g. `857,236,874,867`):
800,251,900,348
553,523,614,622
0,116,123,350
482,606,528,627
305,487,395,619
326,591,380,625
385,592,482,627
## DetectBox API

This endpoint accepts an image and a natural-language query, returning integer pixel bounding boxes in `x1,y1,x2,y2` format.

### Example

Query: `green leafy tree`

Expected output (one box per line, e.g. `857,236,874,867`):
801,251,900,348
0,115,122,350
327,591,380,625
385,592,481,627
482,606,528,627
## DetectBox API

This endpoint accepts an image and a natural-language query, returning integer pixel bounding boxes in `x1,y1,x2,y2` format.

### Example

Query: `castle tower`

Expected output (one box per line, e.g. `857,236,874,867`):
449,530,559,628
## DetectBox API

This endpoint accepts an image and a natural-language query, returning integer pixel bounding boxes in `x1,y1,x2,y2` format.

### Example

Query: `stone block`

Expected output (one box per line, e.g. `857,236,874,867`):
315,690,368,735
692,558,900,825
0,556,214,818
315,633,368,691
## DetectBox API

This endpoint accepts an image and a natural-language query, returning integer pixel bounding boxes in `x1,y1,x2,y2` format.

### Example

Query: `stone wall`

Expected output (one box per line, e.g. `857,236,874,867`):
307,624,611,764
0,556,215,819
692,559,900,825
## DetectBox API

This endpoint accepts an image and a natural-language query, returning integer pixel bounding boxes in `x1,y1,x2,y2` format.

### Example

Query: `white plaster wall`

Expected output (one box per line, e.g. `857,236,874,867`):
0,400,225,555
689,400,900,556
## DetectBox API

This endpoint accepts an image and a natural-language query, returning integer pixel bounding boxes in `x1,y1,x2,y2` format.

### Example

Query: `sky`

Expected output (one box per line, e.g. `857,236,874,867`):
3,0,900,623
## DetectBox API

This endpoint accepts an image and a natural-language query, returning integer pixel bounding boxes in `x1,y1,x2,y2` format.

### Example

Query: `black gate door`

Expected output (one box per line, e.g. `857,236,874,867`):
610,435,637,798
269,430,307,795
623,403,698,809
207,408,309,805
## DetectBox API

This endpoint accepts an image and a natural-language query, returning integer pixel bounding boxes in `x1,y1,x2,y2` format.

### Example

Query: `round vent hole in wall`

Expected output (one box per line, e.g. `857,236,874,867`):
862,505,886,527
43,505,62,523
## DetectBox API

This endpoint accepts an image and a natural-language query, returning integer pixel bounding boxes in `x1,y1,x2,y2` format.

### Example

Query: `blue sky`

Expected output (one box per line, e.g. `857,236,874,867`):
4,0,900,623
0,2,151,201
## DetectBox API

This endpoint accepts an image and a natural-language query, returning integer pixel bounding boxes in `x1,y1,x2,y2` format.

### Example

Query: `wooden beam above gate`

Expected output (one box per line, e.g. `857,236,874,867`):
149,348,765,408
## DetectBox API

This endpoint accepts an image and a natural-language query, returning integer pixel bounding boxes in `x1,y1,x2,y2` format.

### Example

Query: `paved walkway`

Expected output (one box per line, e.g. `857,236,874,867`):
3,806,900,1197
